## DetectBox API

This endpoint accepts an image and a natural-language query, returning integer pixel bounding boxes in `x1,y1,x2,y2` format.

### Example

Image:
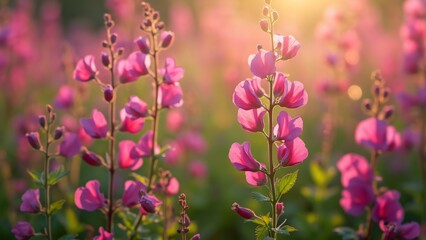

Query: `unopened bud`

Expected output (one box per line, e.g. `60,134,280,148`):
272,11,279,21
160,31,174,48
152,11,159,20
106,21,114,28
231,203,255,219
102,41,108,48
101,53,110,68
371,70,382,82
382,88,390,101
190,234,201,240
276,202,284,216
382,106,394,120
104,13,111,22
81,148,103,166
46,104,53,113
38,115,46,129
156,22,165,30
263,7,269,16
372,83,380,97
139,196,156,213
54,127,64,140
144,19,152,28
363,99,372,112
110,33,117,44
260,19,269,32
135,37,150,54
265,0,271,4
104,84,113,102
117,48,124,56
26,132,41,150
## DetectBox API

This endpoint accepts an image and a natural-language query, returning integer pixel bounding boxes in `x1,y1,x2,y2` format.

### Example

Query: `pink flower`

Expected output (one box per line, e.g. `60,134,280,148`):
232,79,263,110
119,109,144,134
248,49,276,78
131,130,160,158
273,72,308,108
380,222,420,240
122,180,145,208
277,137,308,167
139,192,162,214
80,109,108,139
337,153,374,187
188,160,208,178
11,222,34,240
25,132,41,150
54,85,74,109
59,133,82,158
160,31,174,48
229,142,262,172
20,189,41,213
93,227,113,240
125,96,149,119
372,190,404,224
166,177,179,195
355,118,401,152
340,178,375,216
273,111,303,141
117,59,139,84
180,131,207,153
273,35,301,60
118,140,143,170
237,108,266,132
231,203,256,219
74,180,106,211
127,51,151,77
245,169,267,186
81,148,103,166
135,36,150,54
73,55,97,82
159,57,184,84
166,110,184,132
158,83,183,108
164,141,183,165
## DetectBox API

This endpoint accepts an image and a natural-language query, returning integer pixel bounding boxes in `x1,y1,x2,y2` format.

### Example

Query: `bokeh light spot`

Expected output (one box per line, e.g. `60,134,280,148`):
347,85,362,101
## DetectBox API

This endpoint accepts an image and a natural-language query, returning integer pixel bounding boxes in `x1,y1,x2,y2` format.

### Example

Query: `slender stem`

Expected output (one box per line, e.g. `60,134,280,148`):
163,196,169,240
419,106,426,224
44,122,52,240
365,150,379,240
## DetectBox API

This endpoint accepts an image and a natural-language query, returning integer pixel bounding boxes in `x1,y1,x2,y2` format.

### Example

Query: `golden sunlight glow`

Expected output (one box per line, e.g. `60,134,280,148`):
347,85,362,101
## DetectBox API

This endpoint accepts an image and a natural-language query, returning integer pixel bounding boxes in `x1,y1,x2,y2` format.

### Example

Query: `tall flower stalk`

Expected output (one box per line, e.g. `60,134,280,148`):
229,0,308,238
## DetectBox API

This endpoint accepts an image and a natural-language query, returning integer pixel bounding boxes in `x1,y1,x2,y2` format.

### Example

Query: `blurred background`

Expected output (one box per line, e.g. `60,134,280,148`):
0,0,423,239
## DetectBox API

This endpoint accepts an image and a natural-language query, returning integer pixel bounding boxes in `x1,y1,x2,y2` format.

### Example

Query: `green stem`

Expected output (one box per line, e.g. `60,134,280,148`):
44,122,52,240
365,150,379,240
419,106,426,224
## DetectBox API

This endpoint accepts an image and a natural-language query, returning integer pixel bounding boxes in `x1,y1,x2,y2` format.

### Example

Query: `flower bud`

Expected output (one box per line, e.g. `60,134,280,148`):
190,234,201,240
117,48,124,56
101,53,110,68
152,11,159,20
135,37,150,54
372,83,380,97
81,148,103,166
231,203,256,219
156,22,165,30
46,104,53,113
139,195,156,213
38,115,46,129
363,99,372,112
260,19,269,32
382,106,394,120
102,40,108,48
265,0,271,4
26,132,41,150
381,87,390,101
54,127,64,140
106,21,114,28
160,31,174,48
272,11,279,21
104,13,111,21
104,84,114,102
276,202,284,216
110,33,117,44
263,7,269,16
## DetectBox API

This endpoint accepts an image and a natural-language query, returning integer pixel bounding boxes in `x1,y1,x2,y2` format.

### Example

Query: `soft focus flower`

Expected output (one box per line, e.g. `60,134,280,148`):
340,178,375,216
237,108,266,132
158,83,183,108
165,177,180,195
274,35,301,60
25,132,41,150
248,49,276,78
104,84,113,102
80,109,108,139
188,160,208,178
20,189,41,213
117,59,139,84
81,148,103,166
122,180,145,208
125,96,149,119
54,85,74,109
245,169,267,186
229,142,262,172
166,110,184,132
277,137,308,167
93,227,113,240
337,153,374,187
180,131,207,154
119,109,144,134
191,234,201,240
372,190,404,224
131,130,160,158
231,203,256,219
74,180,106,211
135,36,150,54
273,111,303,141
164,141,183,165
59,133,82,158
118,140,143,170
127,51,151,76
73,55,97,82
380,221,421,240
232,79,263,110
355,118,401,152
160,31,174,48
273,73,308,108
139,192,162,214
11,222,34,240
159,57,184,84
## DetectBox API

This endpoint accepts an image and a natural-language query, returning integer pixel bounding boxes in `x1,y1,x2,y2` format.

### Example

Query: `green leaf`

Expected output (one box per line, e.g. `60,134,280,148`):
58,234,78,240
48,166,69,185
277,170,298,197
282,225,297,233
310,162,335,187
255,225,269,240
251,192,270,202
27,169,44,186
49,199,66,215
131,173,149,185
334,227,359,240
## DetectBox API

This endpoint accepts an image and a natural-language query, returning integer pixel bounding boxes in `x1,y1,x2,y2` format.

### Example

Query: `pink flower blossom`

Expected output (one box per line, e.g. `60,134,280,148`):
229,142,262,172
164,141,183,165
80,109,108,139
158,83,183,108
54,85,74,109
119,109,144,134
118,140,143,170
273,72,308,108
73,55,97,82
127,51,150,77
372,190,404,224
165,177,179,195
188,160,208,178
277,137,308,167
11,222,34,240
131,130,160,158
232,79,263,110
355,118,401,152
81,148,103,166
122,180,145,208
166,110,184,132
93,227,113,240
273,35,301,60
159,57,184,84
273,111,303,141
248,49,276,78
74,180,106,211
380,221,420,240
135,36,150,54
237,108,266,132
20,189,41,213
125,96,149,119
117,59,139,84
245,169,267,186
59,133,82,158
180,131,207,154
340,178,375,216
139,192,162,214
231,203,256,219
337,153,374,187
160,31,174,48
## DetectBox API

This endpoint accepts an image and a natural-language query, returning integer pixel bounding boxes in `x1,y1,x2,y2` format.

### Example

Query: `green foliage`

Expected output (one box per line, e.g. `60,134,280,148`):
310,162,335,188
277,170,298,198
27,169,44,187
58,234,78,240
334,227,359,240
251,192,271,202
48,166,69,186
49,199,66,215
255,225,269,240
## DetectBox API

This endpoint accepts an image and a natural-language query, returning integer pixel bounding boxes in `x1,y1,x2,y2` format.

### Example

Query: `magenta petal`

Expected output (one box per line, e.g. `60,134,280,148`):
237,108,266,132
340,178,375,216
80,109,108,139
160,57,184,84
248,49,276,78
355,118,401,152
119,109,144,134
20,189,41,213
337,153,374,187
93,227,113,240
372,190,404,224
274,111,303,141
245,171,267,186
232,79,263,110
74,180,105,211
73,55,97,82
59,133,82,158
122,180,145,208
229,142,261,171
158,83,183,108
118,140,143,170
278,137,308,167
